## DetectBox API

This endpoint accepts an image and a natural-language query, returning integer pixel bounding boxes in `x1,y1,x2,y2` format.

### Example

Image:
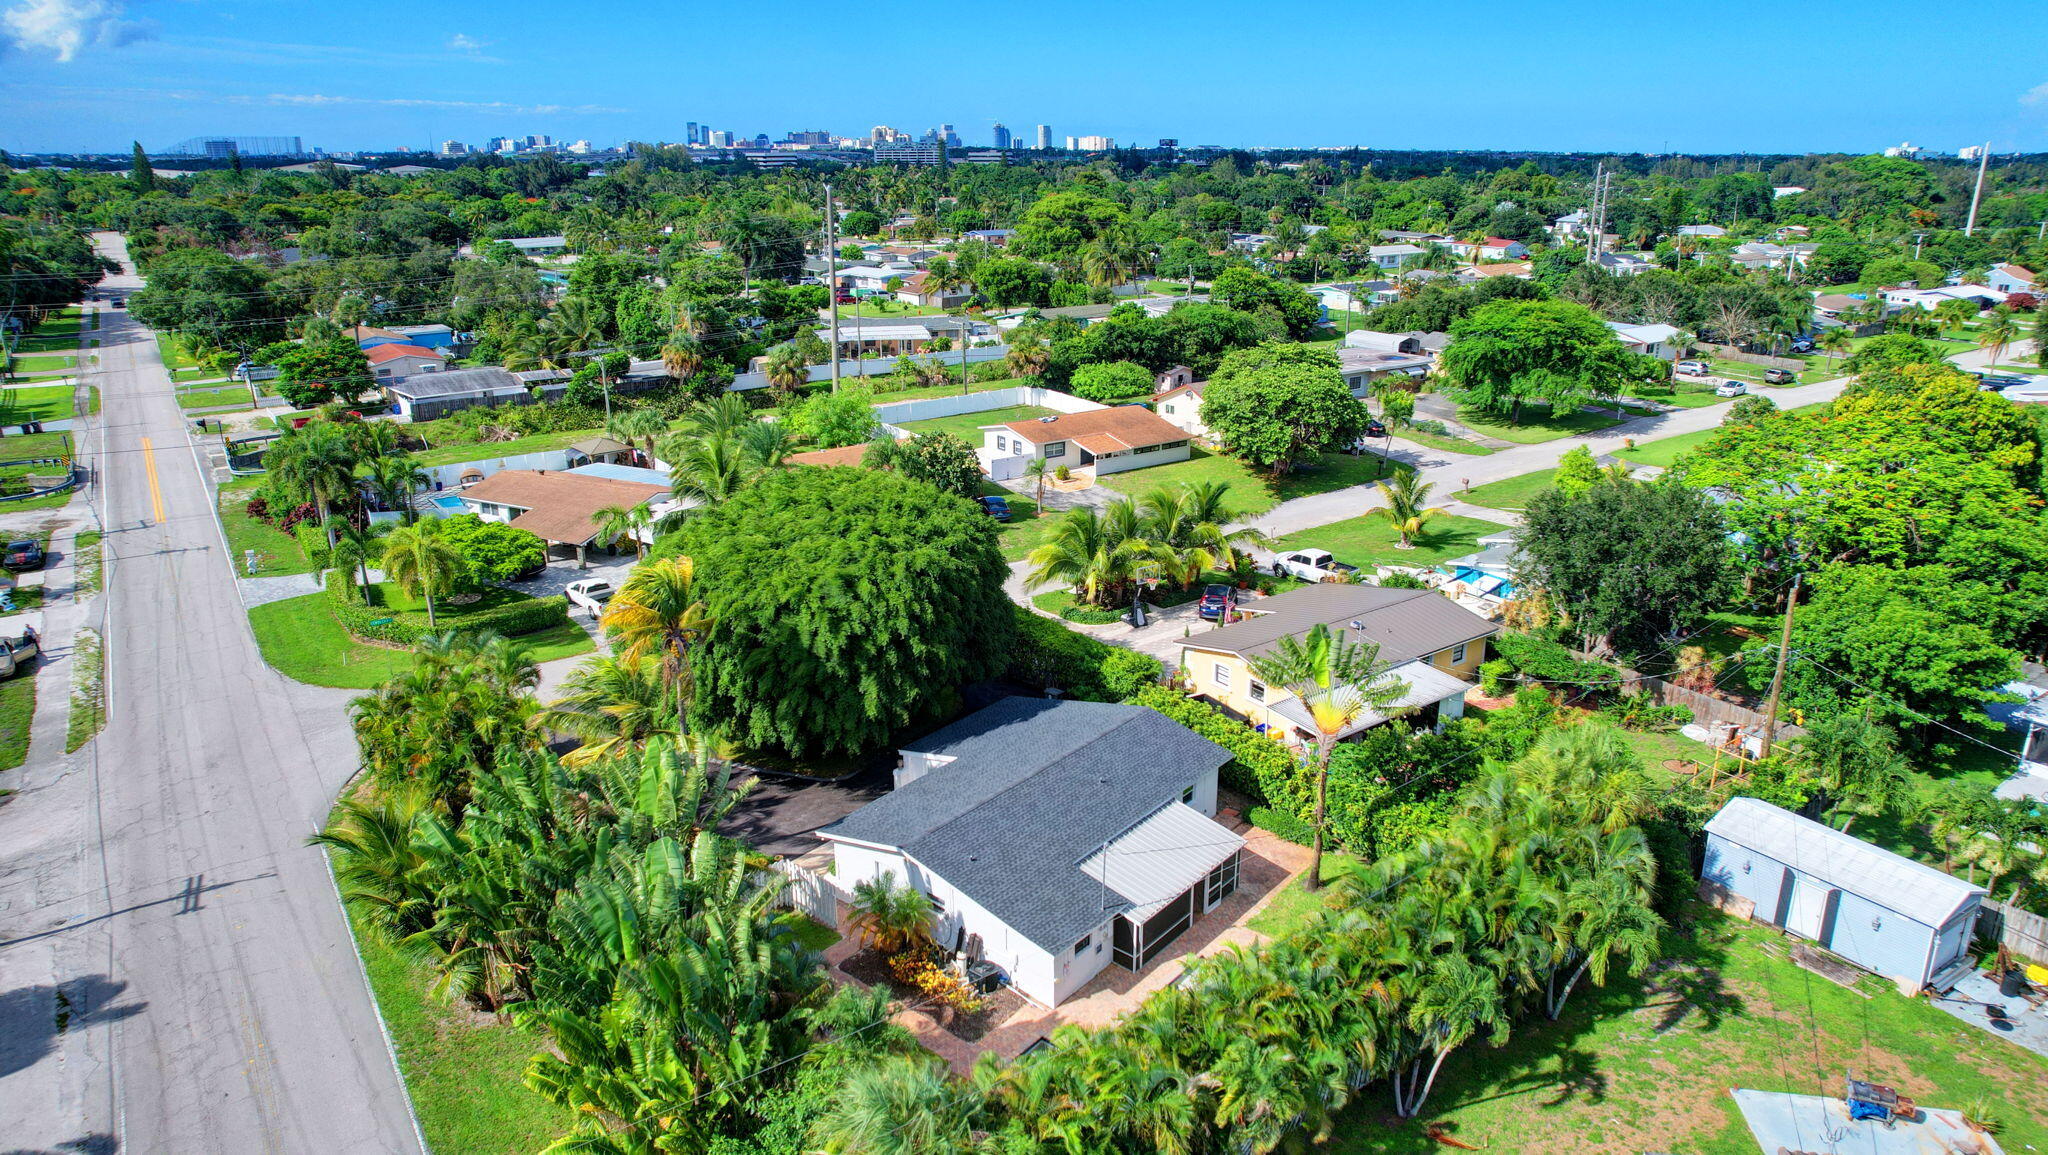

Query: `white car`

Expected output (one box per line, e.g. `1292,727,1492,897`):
1714,379,1748,398
1675,359,1712,377
565,578,615,617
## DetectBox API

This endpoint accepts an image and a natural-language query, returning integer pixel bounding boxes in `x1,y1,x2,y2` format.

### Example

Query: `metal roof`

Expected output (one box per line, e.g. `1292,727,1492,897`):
386,366,526,399
820,699,1232,952
1265,659,1475,740
1704,797,1984,928
1080,801,1242,922
567,462,671,486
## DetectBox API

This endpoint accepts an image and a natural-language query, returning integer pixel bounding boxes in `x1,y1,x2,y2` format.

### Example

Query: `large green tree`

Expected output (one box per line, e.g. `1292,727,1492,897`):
1438,298,1638,424
1198,342,1369,474
664,468,1012,755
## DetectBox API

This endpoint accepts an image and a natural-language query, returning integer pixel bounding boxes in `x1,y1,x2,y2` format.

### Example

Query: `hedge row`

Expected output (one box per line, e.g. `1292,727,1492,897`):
295,523,331,570
1124,685,1304,812
325,571,571,645
1004,606,1160,702
1491,632,1621,698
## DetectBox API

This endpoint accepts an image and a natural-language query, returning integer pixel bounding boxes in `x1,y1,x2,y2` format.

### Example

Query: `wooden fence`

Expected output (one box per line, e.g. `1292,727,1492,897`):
1978,898,2048,962
1593,656,1806,742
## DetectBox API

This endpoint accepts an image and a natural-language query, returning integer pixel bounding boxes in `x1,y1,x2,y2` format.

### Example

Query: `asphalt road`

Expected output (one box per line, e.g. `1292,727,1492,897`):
0,235,421,1153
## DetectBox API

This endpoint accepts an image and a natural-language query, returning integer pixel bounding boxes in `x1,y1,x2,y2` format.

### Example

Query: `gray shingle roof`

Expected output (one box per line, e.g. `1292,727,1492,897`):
1189,584,1498,666
1705,797,1984,928
386,366,527,400
821,698,1232,952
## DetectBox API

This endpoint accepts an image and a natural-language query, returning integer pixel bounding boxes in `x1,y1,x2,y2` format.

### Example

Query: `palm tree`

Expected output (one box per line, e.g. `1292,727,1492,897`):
1392,954,1504,1118
1797,714,1910,831
1817,326,1851,370
762,343,809,397
379,519,462,627
1005,337,1050,379
661,329,707,385
1024,504,1153,608
1137,482,1267,587
1934,297,1977,340
267,421,358,547
739,420,793,469
326,517,382,596
605,407,669,463
537,296,602,365
601,555,714,713
1977,305,2022,366
1250,624,1408,891
528,653,679,766
661,429,759,517
364,454,428,522
1364,471,1444,549
681,393,755,439
816,1055,980,1155
1023,456,1050,515
846,871,936,956
592,503,651,560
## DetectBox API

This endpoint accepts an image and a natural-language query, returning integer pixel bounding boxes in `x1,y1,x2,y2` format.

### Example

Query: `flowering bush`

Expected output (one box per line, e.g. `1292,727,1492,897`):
886,952,985,1013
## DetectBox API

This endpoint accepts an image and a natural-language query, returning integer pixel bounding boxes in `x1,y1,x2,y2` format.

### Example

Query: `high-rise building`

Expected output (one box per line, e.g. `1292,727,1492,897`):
1077,135,1114,151
1064,135,1078,150
439,139,468,156
1157,138,1178,150
870,125,909,145
165,135,306,157
708,130,734,148
1958,144,1985,160
992,123,1011,150
524,134,553,149
753,133,770,149
873,140,946,166
940,123,960,148
786,130,833,145
686,121,699,145
567,140,594,155
1035,124,1051,150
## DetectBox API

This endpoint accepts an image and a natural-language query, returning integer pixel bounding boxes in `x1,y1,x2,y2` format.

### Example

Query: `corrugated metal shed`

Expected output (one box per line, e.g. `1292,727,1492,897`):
1704,797,1983,928
1080,802,1243,921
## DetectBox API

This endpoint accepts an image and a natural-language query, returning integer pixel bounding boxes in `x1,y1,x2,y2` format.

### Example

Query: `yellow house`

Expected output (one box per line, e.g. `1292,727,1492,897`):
1180,584,1500,750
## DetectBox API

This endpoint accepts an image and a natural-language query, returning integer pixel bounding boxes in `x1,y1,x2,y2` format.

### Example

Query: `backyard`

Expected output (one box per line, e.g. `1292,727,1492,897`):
894,403,1056,443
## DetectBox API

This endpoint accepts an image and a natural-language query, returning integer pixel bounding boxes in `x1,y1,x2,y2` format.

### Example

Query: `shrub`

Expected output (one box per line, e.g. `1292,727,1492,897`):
1098,647,1163,698
326,571,570,645
1478,658,1514,696
1491,632,1621,700
1069,360,1153,402
1601,691,1693,732
1054,464,1071,481
1005,606,1157,701
1248,805,1314,844
1368,797,1458,857
1408,418,1452,436
1059,602,1125,625
1378,571,1428,590
435,513,547,585
294,523,330,569
1124,684,1303,810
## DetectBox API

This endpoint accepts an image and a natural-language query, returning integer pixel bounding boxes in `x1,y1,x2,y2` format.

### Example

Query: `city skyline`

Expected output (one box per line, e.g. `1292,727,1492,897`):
3,0,2047,154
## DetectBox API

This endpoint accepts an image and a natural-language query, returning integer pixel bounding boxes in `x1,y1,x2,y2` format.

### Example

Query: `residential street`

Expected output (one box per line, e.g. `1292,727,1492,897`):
0,235,421,1154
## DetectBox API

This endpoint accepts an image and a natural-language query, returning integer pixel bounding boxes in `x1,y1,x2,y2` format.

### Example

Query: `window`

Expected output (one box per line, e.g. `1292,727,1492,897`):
1043,440,1067,458
1213,663,1231,689
1451,642,1468,664
1074,934,1092,954
995,435,1007,452
1181,784,1195,804
1249,681,1266,703
1162,403,1176,415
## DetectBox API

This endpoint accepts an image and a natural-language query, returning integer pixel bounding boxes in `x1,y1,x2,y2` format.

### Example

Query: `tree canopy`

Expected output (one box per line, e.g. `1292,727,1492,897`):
1199,342,1369,474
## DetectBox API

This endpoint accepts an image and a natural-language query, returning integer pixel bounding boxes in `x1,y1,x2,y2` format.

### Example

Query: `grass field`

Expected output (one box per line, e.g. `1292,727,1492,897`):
1627,382,1730,408
895,404,1055,443
1325,907,2048,1154
178,383,254,411
409,427,608,468
153,332,215,383
1397,426,1496,455
1276,511,1509,571
0,672,34,770
0,385,74,425
361,582,595,662
1456,404,1625,444
1096,447,1404,517
343,902,574,1153
12,309,83,354
1613,427,1721,468
1460,468,1559,512
219,492,313,576
1246,851,1365,938
864,376,1030,403
249,592,417,687
6,353,77,377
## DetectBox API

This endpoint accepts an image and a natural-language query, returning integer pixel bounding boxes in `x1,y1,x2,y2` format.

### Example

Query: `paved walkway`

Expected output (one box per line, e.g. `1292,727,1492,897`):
238,570,325,607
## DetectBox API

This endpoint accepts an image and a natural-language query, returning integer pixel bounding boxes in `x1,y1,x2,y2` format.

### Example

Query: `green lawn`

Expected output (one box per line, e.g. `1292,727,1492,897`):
0,673,32,771
1247,852,1365,938
777,913,842,952
1626,382,1729,409
1456,404,1625,444
0,385,74,424
1096,447,1405,517
344,902,574,1153
1703,358,1835,387
895,404,1056,443
1613,427,1720,468
409,427,609,468
219,492,313,576
178,383,254,411
249,592,418,688
12,310,83,354
1327,907,2048,1154
6,353,77,377
1460,468,1558,512
152,333,215,383
1397,426,1496,455
864,376,1030,403
361,583,596,662
1277,512,1509,571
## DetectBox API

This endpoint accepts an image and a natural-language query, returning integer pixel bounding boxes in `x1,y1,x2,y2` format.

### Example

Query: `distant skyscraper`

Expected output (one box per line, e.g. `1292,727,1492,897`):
992,123,1011,150
165,135,305,157
708,130,734,148
439,139,468,156
1077,135,1113,151
1157,138,1178,150
1958,144,1985,160
873,140,945,166
1035,124,1051,150
754,133,770,149
940,123,960,148
686,121,699,145
1064,135,1078,150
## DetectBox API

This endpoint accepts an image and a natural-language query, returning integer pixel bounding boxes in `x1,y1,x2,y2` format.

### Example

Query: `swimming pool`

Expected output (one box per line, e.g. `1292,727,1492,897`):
430,494,469,515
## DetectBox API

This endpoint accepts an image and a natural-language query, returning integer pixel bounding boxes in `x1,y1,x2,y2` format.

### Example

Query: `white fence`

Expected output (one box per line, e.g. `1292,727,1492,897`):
775,853,846,927
871,385,1106,427
420,448,574,490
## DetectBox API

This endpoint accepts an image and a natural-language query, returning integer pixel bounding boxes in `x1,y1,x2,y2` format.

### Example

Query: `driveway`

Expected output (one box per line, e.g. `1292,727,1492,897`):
719,760,890,856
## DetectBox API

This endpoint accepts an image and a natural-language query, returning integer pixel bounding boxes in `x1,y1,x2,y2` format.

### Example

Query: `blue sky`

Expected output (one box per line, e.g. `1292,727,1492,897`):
3,0,2046,156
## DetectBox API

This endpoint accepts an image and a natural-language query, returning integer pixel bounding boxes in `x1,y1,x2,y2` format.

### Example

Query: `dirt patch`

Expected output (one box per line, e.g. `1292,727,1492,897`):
837,948,1022,1042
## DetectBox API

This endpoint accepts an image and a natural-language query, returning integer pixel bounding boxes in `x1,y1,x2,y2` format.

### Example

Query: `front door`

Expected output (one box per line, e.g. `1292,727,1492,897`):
1784,874,1832,940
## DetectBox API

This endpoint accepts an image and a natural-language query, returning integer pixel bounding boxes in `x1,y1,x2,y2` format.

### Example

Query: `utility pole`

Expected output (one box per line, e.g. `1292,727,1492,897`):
824,182,840,393
1584,163,1603,261
1964,144,1990,237
1760,571,1802,756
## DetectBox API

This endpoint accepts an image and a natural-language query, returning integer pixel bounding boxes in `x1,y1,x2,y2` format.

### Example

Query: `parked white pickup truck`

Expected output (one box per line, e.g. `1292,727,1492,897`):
1271,549,1360,583
565,579,615,618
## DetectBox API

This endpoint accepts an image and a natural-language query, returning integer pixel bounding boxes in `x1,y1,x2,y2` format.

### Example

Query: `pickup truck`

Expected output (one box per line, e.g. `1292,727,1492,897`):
1271,549,1359,583
0,629,40,679
565,578,615,618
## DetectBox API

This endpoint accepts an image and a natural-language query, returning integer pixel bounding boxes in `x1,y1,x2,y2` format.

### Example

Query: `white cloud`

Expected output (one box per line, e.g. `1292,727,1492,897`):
2,0,152,62
2023,81,2048,106
446,32,487,55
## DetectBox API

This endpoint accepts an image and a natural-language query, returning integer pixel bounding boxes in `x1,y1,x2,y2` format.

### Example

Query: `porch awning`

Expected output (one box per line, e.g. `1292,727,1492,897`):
1080,801,1243,923
1267,659,1474,740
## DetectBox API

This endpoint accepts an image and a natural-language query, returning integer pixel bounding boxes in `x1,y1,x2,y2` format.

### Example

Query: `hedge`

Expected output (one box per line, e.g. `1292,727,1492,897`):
294,523,330,569
325,571,571,645
1247,805,1314,845
1005,606,1160,701
1490,632,1621,698
1124,685,1304,811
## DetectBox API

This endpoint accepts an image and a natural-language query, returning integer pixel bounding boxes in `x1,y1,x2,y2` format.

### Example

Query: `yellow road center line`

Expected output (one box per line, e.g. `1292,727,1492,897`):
140,436,165,523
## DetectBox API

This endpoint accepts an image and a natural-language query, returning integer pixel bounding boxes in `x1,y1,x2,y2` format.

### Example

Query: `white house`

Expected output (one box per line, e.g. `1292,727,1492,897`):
1605,320,1682,360
1883,284,2009,313
1367,244,1426,269
1988,263,2037,294
894,270,974,309
981,405,1192,479
1676,224,1727,238
1702,797,1986,991
1551,210,1590,237
1593,251,1657,277
1153,380,1210,439
1477,236,1529,260
817,698,1242,1007
832,263,918,294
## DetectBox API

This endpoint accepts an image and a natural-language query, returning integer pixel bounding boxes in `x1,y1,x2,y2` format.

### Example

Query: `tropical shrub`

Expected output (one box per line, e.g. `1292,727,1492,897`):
1248,805,1314,844
294,522,330,569
1069,360,1153,402
1478,658,1515,696
434,513,547,585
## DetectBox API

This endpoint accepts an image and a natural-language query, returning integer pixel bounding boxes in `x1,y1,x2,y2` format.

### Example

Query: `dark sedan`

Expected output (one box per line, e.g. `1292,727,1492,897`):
1197,583,1237,620
3,540,44,571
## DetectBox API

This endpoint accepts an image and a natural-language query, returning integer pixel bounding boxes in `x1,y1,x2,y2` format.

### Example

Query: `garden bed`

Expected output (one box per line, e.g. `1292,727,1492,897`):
835,948,1025,1043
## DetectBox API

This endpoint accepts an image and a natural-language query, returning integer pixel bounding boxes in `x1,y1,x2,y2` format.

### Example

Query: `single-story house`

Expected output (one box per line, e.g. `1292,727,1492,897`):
1987,263,2036,294
349,325,412,350
386,366,534,421
1367,244,1426,269
385,323,458,350
364,342,450,386
961,228,1015,245
817,698,1242,1006
1477,236,1529,260
1378,230,1447,244
817,316,992,356
1702,797,1986,990
500,235,568,257
981,405,1192,479
1593,251,1657,277
1337,346,1432,392
1344,329,1446,357
1884,284,2008,313
1676,224,1728,238
456,467,671,565
894,270,974,309
1605,321,1682,360
1461,262,1532,282
831,264,918,294
1152,380,1210,439
1551,210,1590,237
1180,583,1499,751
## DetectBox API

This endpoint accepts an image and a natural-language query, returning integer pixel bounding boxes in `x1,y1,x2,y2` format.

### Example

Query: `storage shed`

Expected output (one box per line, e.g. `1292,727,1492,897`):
1702,797,1985,989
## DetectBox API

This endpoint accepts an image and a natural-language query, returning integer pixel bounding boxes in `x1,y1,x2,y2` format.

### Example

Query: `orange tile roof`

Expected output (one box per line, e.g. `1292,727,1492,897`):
363,342,443,364
785,443,873,467
1002,405,1187,451
459,469,669,545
